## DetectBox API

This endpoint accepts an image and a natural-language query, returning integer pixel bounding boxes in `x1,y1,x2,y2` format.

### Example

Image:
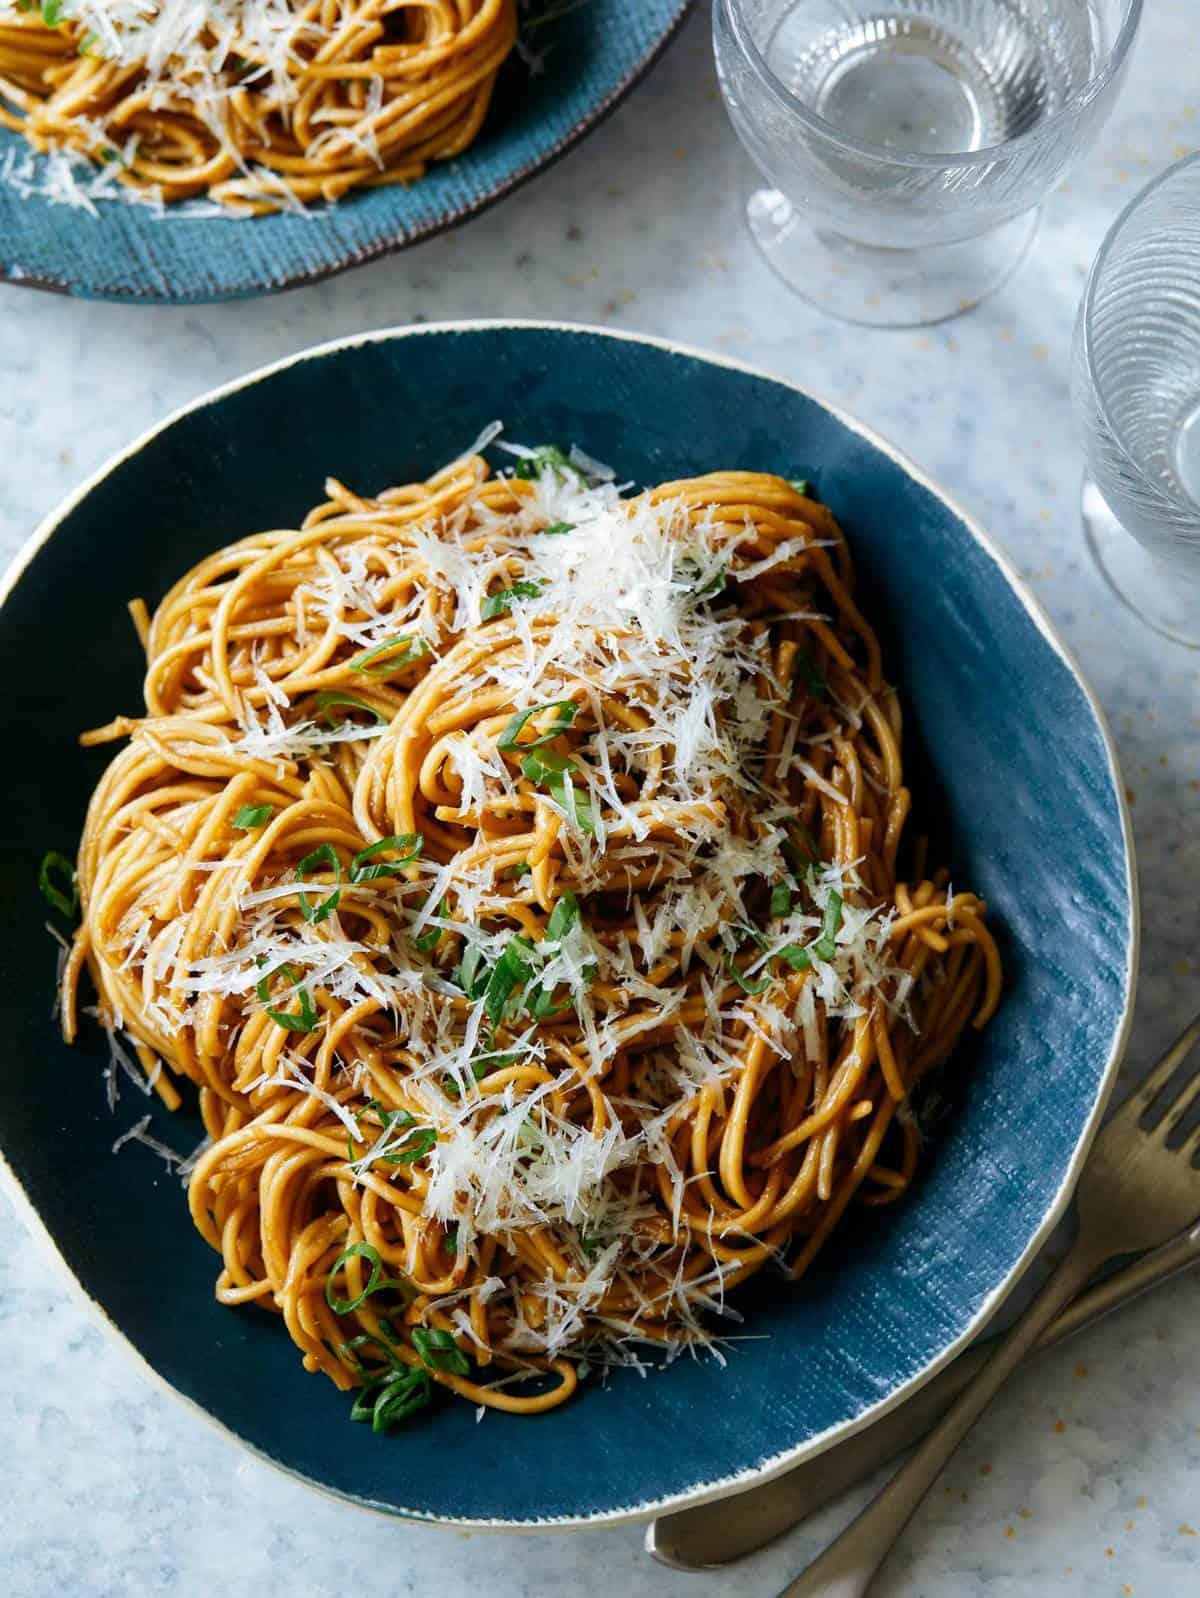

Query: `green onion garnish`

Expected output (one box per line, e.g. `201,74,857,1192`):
325,1240,385,1314
256,964,319,1032
441,1060,491,1100
349,1101,435,1168
444,1223,459,1253
411,1326,471,1376
483,935,535,1024
769,882,793,918
232,804,273,829
314,691,388,727
777,944,813,972
41,0,63,25
519,750,596,836
794,649,827,702
361,1369,433,1431
812,892,843,961
726,956,771,996
788,478,811,497
350,833,424,882
296,843,342,924
779,892,844,970
414,895,446,951
481,581,542,621
513,444,573,481
510,862,533,880
540,520,574,536
340,1332,401,1378
456,942,490,1000
544,891,579,943
695,566,727,597
38,851,78,920
497,700,576,752
351,634,430,678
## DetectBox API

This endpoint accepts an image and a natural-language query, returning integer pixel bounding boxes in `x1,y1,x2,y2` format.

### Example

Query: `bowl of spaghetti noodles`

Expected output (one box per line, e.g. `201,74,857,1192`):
0,0,692,302
0,322,1135,1525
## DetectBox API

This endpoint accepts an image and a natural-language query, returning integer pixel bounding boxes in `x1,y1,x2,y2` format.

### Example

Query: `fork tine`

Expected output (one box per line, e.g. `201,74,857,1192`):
1158,1075,1200,1146
1125,1013,1200,1127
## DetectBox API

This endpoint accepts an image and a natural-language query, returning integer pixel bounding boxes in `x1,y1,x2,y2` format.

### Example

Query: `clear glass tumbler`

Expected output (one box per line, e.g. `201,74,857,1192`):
1072,153,1200,649
713,0,1142,327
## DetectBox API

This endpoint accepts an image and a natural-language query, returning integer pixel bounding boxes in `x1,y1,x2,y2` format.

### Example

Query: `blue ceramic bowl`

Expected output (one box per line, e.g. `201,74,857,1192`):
0,323,1136,1525
0,2,691,304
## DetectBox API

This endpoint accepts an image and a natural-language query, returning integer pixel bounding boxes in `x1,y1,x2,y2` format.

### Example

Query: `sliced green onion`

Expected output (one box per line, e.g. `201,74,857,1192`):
692,565,727,597
340,1333,402,1379
509,862,533,880
38,851,78,920
779,892,844,970
726,955,771,995
387,1127,436,1165
513,444,573,481
528,985,572,1021
770,882,798,920
786,826,821,872
351,634,429,678
232,804,273,829
41,0,63,25
78,29,97,53
348,1361,432,1430
794,649,827,702
350,833,423,883
483,936,535,1024
457,942,490,1000
812,892,843,961
441,1059,491,1100
519,751,596,836
414,895,446,951
314,691,388,727
540,520,574,536
482,581,542,621
412,1326,471,1376
544,891,579,944
296,843,342,924
368,1369,433,1431
777,944,813,972
788,478,811,497
518,748,573,782
255,964,319,1032
497,700,576,752
325,1240,385,1315
444,1223,459,1253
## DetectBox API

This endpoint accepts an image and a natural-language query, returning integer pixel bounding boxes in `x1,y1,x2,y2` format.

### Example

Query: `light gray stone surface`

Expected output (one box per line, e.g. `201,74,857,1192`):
2,5,1198,1594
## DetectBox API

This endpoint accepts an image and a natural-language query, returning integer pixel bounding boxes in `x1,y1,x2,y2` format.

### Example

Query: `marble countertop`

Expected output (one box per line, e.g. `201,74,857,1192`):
2,5,1198,1595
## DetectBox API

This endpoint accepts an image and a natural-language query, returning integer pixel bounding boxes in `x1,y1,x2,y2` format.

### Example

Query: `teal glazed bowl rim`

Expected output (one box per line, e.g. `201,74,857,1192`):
0,321,1138,1528
0,1,693,305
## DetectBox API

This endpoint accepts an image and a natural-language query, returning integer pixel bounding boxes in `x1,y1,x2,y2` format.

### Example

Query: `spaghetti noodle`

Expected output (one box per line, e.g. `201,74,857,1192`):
0,0,517,212
57,441,1001,1425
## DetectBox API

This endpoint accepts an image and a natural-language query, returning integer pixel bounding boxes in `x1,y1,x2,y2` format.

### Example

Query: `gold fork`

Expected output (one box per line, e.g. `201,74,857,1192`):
777,1012,1200,1598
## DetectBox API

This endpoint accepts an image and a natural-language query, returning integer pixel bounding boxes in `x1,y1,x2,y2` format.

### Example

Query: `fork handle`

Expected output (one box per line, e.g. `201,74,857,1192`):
777,1239,1105,1598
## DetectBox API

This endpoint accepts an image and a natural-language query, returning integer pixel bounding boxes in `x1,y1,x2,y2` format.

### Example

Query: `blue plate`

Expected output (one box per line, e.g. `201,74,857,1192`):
0,3,691,304
0,323,1136,1525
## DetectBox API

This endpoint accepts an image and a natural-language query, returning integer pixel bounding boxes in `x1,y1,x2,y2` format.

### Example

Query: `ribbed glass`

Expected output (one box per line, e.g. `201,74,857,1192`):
1072,153,1200,569
715,0,1141,251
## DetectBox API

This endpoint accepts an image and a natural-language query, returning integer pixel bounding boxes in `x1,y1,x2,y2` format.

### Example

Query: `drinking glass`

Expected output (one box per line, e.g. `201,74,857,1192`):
1072,153,1200,649
713,0,1142,327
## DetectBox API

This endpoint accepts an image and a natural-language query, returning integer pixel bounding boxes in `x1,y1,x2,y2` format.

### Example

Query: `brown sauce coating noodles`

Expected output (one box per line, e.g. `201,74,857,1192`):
61,450,1001,1421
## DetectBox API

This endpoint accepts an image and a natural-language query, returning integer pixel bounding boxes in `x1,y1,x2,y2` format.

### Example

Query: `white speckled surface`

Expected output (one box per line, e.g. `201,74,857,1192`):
2,6,1199,1595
